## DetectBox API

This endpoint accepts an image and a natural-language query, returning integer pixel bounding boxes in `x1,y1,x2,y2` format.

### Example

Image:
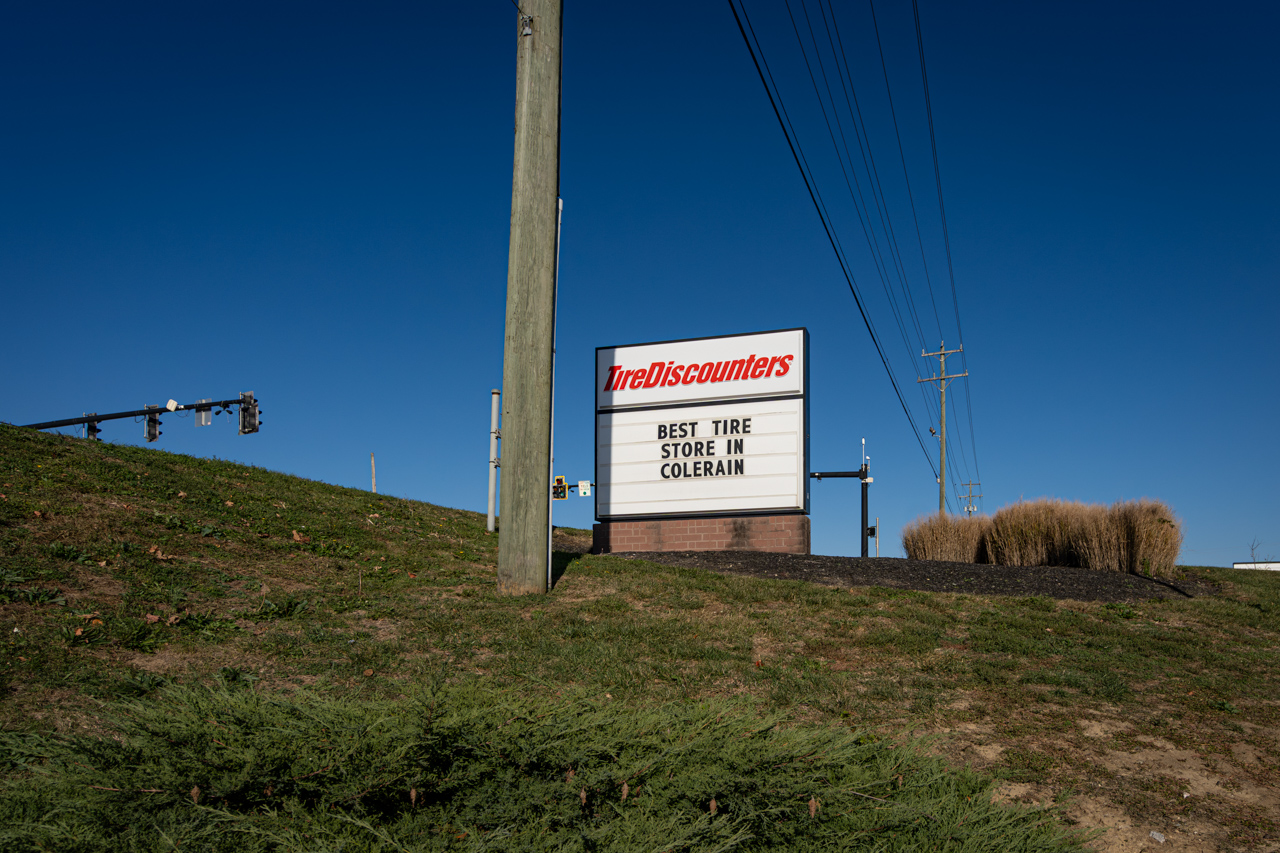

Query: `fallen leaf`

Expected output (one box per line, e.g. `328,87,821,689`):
167,614,181,626
566,768,575,783
33,510,42,518
809,796,819,817
190,785,200,803
97,560,107,567
363,669,374,677
177,491,186,498
709,798,718,815
580,788,587,806
622,781,629,802
74,627,84,636
410,787,417,806
292,530,310,543
225,501,234,507
145,614,160,624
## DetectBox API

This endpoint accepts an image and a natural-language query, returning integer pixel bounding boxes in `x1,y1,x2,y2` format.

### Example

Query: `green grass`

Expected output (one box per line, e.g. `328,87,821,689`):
2,424,1279,848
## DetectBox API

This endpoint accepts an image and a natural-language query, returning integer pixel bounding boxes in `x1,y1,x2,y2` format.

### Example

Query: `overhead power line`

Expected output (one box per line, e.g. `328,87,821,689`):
726,0,939,479
910,0,981,491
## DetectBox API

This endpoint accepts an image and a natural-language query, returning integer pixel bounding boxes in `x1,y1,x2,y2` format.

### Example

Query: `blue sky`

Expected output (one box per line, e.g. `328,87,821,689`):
3,1,1276,567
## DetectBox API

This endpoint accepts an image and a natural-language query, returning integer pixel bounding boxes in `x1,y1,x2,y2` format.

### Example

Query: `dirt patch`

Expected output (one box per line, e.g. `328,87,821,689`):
612,552,1216,603
552,527,592,554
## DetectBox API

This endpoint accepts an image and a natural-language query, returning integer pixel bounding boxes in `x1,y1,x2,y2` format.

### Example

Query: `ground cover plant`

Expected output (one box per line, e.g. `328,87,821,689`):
901,499,1183,577
0,683,1085,852
1,424,1277,851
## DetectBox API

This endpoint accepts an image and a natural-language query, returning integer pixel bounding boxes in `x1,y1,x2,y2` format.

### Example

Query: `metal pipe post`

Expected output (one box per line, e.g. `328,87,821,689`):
488,389,500,533
861,474,869,558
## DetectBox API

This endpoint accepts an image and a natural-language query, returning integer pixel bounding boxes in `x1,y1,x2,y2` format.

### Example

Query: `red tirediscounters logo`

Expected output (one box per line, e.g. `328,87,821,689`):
603,353,795,392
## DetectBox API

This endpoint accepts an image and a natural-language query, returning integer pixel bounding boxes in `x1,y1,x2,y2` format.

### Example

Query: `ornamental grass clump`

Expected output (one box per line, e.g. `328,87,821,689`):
0,683,1089,852
902,498,1183,578
900,511,991,562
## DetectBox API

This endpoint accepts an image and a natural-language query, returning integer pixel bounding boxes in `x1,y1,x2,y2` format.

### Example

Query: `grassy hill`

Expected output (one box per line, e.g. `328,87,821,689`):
1,424,1278,851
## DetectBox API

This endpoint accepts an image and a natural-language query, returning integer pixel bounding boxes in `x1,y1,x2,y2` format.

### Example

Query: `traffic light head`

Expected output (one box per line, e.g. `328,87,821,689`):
238,391,259,435
552,475,567,500
144,406,162,442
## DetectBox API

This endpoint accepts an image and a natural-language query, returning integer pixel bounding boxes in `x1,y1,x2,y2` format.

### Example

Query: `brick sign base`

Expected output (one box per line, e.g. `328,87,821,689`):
592,514,810,555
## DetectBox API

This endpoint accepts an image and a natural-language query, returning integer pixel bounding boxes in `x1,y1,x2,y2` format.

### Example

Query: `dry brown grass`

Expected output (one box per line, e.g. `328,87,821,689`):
902,498,1183,577
900,512,992,562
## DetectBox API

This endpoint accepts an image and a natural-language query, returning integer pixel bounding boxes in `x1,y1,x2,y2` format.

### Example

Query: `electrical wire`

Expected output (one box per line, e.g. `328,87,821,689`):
727,0,939,479
911,0,982,491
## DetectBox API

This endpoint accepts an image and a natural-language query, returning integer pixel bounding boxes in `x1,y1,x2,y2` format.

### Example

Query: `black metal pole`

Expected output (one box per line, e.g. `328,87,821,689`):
861,475,869,558
20,398,244,431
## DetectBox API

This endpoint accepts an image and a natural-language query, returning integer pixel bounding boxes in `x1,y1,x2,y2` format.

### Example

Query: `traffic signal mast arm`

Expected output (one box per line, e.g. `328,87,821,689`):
21,396,256,432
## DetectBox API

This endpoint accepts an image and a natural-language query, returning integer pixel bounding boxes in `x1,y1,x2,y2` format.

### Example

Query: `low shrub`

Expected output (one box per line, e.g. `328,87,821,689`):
902,498,1183,577
0,684,1089,852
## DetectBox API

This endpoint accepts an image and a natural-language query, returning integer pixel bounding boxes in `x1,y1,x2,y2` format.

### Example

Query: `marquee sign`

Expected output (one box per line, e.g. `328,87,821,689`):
595,329,809,519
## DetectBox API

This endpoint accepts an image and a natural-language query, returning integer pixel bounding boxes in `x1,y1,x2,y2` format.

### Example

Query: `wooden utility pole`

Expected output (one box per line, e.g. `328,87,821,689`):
371,453,377,494
917,342,967,513
498,0,562,595
960,481,982,516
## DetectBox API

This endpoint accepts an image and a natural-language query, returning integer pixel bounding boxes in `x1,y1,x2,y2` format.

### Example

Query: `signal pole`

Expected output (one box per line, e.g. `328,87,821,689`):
498,0,562,596
917,342,967,513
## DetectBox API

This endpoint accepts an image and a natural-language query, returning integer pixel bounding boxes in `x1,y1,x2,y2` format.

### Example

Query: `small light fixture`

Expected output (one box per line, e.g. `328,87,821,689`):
521,15,533,36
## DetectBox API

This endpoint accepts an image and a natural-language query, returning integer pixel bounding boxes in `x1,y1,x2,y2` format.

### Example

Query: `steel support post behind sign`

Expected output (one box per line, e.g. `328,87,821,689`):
862,476,869,558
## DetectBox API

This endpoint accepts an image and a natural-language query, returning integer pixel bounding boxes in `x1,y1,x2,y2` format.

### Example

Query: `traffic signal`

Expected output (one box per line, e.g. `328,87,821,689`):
551,475,568,500
238,391,259,435
144,405,162,442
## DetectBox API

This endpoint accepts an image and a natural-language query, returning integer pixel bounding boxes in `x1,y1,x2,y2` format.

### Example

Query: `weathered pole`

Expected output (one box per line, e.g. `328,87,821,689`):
497,0,562,595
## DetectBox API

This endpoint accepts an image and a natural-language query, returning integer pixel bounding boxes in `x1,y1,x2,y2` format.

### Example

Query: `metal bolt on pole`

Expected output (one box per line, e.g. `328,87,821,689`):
488,389,501,533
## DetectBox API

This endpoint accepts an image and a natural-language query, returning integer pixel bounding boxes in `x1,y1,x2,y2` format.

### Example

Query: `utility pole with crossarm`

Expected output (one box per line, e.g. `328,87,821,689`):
918,342,967,513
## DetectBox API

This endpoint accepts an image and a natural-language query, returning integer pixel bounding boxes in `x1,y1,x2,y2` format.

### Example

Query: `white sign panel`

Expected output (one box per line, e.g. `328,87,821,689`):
597,328,805,410
595,329,809,519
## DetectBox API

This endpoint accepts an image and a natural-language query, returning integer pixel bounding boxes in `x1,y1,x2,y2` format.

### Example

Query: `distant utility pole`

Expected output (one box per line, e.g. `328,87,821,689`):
960,481,982,516
917,342,967,513
498,0,562,596
371,453,377,494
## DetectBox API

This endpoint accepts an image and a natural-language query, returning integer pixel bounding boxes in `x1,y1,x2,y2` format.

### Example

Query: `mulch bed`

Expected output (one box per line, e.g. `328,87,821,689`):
610,550,1216,603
